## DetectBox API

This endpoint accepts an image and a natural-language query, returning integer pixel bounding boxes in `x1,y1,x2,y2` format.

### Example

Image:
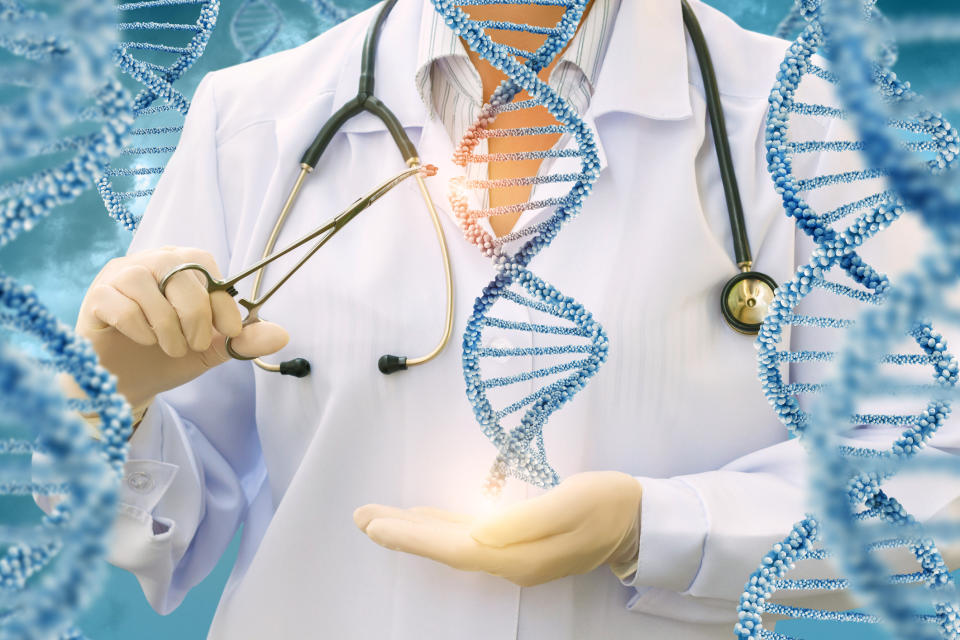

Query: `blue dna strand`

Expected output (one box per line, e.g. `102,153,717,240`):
97,0,220,231
0,1,119,160
231,0,368,72
736,1,960,638
0,276,134,640
1,2,219,636
301,0,350,25
0,1,134,247
231,0,285,61
807,0,960,635
0,3,136,638
429,0,605,495
774,1,807,40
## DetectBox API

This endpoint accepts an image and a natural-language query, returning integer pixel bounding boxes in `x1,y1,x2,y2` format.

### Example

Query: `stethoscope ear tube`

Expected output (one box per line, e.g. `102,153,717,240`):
279,358,312,377
249,0,454,378
681,0,777,334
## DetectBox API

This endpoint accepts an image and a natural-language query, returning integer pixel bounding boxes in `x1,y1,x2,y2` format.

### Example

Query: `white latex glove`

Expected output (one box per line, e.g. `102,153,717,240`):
73,246,289,416
354,471,643,587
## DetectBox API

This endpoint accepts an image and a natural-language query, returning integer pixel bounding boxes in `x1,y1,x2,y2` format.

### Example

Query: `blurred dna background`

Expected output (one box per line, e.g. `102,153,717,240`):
1,0,959,638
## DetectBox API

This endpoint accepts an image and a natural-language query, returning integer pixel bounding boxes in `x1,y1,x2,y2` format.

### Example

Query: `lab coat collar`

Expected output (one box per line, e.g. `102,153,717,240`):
590,0,693,120
334,0,692,134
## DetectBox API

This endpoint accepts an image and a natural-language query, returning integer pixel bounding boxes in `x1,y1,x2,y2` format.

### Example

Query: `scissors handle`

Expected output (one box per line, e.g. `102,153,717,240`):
158,263,262,360
159,263,238,297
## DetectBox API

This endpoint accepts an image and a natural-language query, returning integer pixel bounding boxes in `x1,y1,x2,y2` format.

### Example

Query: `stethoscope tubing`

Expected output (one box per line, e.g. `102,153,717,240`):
249,0,455,375
681,0,778,334
681,0,752,271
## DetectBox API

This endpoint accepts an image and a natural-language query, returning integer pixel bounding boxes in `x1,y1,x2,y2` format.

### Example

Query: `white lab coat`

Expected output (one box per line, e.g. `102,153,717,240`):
105,0,960,638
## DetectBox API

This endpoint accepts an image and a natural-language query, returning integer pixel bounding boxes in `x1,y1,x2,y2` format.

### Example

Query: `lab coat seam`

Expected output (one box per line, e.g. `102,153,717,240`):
181,420,209,527
674,477,710,595
117,502,151,525
206,72,238,267
157,398,166,464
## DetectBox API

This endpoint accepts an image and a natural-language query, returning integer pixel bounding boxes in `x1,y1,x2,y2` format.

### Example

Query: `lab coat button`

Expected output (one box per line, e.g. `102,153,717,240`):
126,471,155,493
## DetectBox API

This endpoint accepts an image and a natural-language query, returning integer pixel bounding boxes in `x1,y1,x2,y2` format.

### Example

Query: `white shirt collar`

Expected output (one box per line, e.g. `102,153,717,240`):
331,0,693,135
413,0,622,121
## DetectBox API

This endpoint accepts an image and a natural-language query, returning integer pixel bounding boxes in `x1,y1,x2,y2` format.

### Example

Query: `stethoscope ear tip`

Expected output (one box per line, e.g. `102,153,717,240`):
378,354,408,374
279,358,312,377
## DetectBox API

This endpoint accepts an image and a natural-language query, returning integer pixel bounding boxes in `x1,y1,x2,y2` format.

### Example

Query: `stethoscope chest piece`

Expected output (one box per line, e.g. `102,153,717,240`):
720,270,777,335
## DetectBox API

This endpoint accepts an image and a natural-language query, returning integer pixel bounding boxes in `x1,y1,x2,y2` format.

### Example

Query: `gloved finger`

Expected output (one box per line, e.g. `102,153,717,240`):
353,505,473,532
223,321,289,360
87,285,157,347
179,249,242,338
364,517,490,573
407,506,474,525
146,252,214,353
111,264,189,357
470,484,581,548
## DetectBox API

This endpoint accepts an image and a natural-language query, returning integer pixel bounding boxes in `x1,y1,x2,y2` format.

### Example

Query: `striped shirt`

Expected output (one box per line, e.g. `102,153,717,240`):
414,0,622,150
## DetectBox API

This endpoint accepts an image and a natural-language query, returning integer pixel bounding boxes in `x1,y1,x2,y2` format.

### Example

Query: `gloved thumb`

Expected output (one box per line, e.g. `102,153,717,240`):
210,321,289,364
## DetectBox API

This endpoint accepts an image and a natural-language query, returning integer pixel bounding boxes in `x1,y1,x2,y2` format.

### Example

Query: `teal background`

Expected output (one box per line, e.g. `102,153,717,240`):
0,1,957,638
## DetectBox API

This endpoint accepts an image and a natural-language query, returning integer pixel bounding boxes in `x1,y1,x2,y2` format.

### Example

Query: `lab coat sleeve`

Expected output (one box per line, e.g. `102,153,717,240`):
622,116,960,621
101,72,265,615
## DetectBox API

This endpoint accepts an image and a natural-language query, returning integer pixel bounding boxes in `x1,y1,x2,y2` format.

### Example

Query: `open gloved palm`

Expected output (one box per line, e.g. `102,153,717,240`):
354,471,642,587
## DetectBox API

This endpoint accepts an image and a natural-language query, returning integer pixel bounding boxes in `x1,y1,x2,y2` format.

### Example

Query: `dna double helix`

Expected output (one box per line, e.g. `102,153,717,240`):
301,0,350,25
231,0,285,61
0,277,132,640
1,1,221,636
0,4,137,637
429,0,605,495
229,0,360,69
736,2,960,638
0,0,119,161
0,1,133,247
97,0,220,231
806,0,960,635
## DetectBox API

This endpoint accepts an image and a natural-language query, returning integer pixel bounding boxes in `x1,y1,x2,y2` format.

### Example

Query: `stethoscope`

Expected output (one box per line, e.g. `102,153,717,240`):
680,0,778,334
159,0,776,379
163,0,455,378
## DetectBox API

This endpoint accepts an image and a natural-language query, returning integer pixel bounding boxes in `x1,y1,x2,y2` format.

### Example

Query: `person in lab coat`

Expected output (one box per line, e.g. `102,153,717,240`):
61,0,960,638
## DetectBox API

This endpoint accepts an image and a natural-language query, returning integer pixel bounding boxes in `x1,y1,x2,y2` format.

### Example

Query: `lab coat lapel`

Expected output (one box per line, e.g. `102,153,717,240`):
415,111,465,230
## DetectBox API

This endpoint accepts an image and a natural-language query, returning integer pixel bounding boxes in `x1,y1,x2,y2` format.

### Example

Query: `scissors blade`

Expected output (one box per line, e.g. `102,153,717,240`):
330,165,427,230
238,164,435,309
